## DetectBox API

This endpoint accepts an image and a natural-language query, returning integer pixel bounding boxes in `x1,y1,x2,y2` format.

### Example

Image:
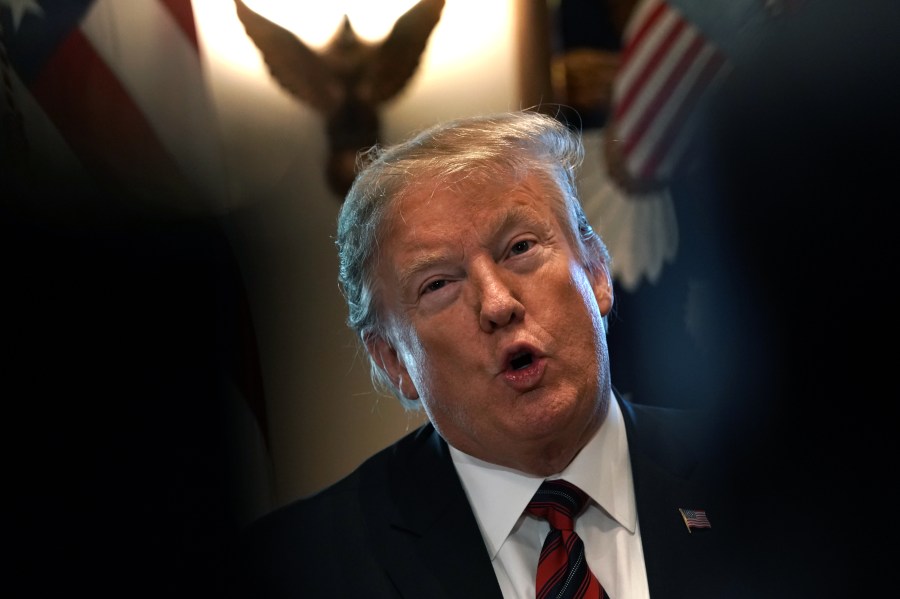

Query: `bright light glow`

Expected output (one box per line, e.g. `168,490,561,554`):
193,0,266,76
421,0,510,73
193,0,515,87
239,0,422,48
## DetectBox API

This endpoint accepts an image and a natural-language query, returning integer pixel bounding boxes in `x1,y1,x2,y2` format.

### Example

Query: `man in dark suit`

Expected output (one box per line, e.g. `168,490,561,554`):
234,111,742,598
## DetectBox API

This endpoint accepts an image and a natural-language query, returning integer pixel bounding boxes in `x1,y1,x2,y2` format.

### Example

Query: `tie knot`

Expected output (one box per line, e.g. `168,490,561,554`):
526,479,589,531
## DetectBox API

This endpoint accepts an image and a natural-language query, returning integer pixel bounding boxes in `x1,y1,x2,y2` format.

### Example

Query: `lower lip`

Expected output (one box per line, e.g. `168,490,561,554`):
502,357,546,392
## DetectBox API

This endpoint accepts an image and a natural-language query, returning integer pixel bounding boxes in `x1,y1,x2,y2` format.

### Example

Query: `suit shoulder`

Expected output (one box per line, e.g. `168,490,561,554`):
241,422,437,540
229,424,438,597
620,395,714,437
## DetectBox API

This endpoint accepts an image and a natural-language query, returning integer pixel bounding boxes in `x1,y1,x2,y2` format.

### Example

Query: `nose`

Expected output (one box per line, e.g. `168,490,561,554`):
472,260,525,333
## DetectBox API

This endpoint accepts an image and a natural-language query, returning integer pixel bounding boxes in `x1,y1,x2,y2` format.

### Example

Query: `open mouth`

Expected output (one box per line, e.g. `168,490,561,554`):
509,352,533,371
501,346,545,390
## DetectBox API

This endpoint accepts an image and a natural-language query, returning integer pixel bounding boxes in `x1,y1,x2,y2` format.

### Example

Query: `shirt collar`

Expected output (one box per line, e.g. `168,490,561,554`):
449,391,637,559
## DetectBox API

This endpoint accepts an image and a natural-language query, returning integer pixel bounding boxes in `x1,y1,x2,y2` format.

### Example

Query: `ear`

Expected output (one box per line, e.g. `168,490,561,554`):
365,333,420,400
589,263,614,317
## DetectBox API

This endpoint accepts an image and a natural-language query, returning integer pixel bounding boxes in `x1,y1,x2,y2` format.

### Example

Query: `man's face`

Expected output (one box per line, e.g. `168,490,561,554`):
368,174,613,475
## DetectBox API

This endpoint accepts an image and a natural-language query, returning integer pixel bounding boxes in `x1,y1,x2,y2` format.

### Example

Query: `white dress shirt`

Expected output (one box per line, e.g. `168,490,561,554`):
449,392,650,599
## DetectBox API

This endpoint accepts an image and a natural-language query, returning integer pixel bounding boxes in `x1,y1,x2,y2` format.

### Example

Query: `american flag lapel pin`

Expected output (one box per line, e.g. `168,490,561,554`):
678,508,711,533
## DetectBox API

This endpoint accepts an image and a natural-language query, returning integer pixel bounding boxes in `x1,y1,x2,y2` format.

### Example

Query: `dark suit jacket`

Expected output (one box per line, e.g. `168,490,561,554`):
232,392,741,598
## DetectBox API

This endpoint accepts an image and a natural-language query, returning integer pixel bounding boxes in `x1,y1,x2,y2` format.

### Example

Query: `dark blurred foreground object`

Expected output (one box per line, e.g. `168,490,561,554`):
3,187,263,596
698,1,900,596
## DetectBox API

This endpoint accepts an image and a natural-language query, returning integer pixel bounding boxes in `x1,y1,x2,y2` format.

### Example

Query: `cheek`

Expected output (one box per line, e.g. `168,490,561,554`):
395,324,461,396
570,266,605,329
389,318,427,378
556,271,607,367
411,335,484,412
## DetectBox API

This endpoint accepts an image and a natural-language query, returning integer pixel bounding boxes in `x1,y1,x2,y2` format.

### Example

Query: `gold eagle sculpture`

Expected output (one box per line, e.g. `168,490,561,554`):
233,0,446,198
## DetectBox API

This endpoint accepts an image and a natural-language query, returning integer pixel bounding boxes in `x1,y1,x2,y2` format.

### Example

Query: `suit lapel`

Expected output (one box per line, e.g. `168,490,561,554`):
361,424,503,599
618,393,732,598
358,399,732,598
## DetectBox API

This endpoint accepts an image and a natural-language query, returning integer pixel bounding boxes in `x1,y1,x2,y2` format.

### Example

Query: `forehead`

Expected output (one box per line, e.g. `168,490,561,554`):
382,173,561,244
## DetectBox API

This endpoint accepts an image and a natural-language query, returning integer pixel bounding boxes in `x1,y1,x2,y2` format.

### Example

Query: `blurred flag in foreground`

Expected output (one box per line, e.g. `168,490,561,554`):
1,0,227,212
1,0,272,528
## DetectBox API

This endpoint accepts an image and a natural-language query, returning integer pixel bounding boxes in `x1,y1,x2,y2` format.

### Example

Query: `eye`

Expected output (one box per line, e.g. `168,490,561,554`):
509,239,534,256
422,279,448,295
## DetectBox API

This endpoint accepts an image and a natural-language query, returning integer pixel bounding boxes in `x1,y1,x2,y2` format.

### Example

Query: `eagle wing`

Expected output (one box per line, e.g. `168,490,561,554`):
358,0,445,105
233,0,344,115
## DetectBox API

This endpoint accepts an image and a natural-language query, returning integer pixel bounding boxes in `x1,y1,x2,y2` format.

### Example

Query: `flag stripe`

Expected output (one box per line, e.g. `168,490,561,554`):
613,7,684,123
161,0,200,49
609,0,729,185
5,0,227,203
619,28,704,158
29,27,187,190
619,0,668,66
81,0,224,197
639,48,728,177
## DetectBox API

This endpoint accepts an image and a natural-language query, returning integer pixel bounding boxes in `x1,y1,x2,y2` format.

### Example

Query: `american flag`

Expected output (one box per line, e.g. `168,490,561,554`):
1,0,272,525
1,0,227,208
679,507,711,531
606,0,731,191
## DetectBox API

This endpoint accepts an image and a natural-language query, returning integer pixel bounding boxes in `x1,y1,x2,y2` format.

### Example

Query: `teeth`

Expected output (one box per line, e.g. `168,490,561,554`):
510,353,532,370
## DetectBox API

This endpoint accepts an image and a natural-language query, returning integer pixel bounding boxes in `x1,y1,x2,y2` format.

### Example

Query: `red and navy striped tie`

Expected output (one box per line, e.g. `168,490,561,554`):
527,479,608,599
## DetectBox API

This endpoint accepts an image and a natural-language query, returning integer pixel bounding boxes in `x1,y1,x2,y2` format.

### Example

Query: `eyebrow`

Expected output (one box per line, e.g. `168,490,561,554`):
394,205,547,294
495,205,546,238
395,249,454,295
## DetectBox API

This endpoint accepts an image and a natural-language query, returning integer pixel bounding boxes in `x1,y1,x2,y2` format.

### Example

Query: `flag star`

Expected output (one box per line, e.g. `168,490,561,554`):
0,0,44,31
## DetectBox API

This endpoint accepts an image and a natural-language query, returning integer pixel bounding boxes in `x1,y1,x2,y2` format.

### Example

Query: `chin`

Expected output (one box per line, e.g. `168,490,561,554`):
513,394,590,438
